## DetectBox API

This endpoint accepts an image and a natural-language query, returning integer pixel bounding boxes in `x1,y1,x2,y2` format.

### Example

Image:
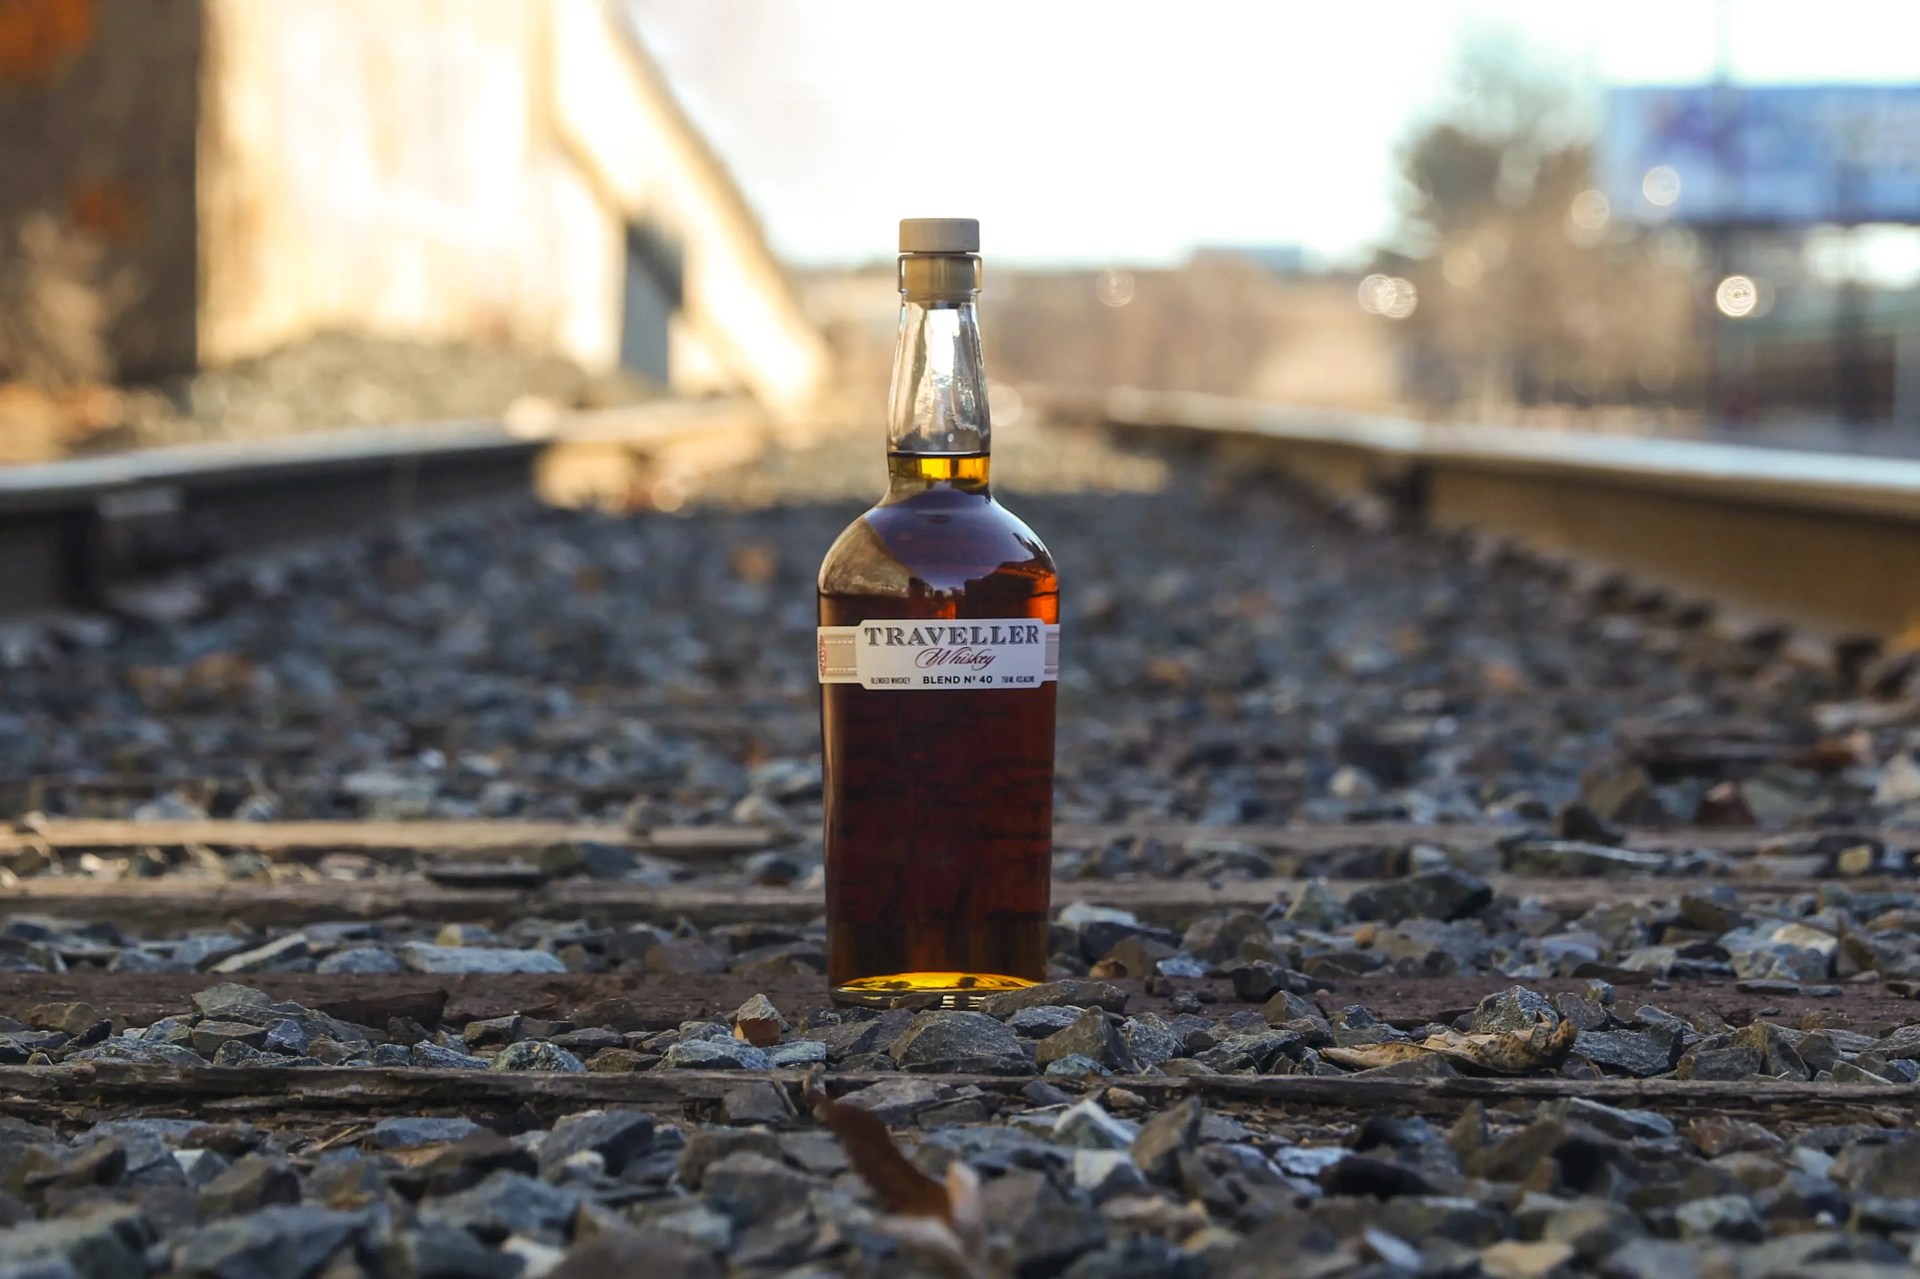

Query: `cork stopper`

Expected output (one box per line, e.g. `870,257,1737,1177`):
900,218,980,255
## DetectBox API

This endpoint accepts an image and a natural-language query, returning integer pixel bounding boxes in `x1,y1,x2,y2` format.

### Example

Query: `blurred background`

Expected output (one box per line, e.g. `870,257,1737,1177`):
2,0,1918,465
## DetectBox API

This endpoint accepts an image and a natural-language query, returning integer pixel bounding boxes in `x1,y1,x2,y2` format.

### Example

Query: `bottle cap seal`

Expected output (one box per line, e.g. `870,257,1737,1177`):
899,218,979,254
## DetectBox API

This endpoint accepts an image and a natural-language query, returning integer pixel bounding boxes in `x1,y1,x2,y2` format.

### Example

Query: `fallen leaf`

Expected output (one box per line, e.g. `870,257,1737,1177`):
1419,1016,1578,1074
805,1073,950,1221
1320,1041,1432,1070
804,1073,990,1279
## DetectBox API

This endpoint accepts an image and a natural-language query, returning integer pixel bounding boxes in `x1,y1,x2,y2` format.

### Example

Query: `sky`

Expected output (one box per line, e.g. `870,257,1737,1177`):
626,0,1920,269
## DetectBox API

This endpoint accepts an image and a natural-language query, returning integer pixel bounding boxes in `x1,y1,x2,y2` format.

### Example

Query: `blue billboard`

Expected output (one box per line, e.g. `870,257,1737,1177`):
1597,85,1920,226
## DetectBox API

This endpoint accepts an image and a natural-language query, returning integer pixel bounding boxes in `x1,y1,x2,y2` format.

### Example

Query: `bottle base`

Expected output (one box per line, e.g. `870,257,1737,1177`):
830,970,1036,1010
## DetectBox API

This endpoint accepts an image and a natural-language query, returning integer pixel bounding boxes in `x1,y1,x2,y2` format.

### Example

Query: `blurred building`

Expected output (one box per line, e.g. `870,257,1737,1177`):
0,0,825,416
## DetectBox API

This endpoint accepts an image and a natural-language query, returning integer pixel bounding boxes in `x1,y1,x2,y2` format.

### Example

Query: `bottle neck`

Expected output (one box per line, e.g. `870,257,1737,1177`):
887,271,991,492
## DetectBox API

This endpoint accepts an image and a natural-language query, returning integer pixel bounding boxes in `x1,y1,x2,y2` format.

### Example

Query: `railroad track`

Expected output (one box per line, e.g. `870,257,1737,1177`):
5,404,1920,1277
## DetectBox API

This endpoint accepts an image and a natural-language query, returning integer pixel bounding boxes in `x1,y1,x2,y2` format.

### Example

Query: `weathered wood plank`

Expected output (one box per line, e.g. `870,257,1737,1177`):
0,871,1864,931
0,1062,1910,1127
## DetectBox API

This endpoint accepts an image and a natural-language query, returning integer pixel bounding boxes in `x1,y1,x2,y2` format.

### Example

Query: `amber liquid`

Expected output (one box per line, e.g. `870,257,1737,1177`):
819,453,1057,1005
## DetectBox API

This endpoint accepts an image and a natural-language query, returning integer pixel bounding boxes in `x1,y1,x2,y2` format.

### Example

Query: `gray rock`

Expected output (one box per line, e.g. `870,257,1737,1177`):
191,984,274,1020
172,1206,366,1279
1673,1193,1764,1242
0,1206,150,1279
1502,839,1667,877
370,1118,485,1150
1121,1015,1184,1070
419,1171,581,1241
699,1152,816,1226
1055,1100,1139,1151
982,980,1128,1017
1347,868,1491,923
1131,1097,1203,1184
1043,1053,1107,1079
490,1042,585,1072
539,1111,653,1175
888,1012,1030,1074
675,1130,783,1191
378,1227,523,1279
1285,881,1350,930
315,947,404,975
1682,1045,1766,1081
397,943,566,975
1471,986,1558,1034
835,1077,955,1126
68,1038,208,1067
411,1043,489,1070
197,1155,301,1218
763,1039,827,1068
1036,1008,1133,1072
1537,1098,1674,1141
1574,1029,1677,1077
208,934,309,974
1070,1150,1150,1203
191,1022,268,1057
720,1082,790,1126
260,1020,310,1056
1007,1006,1082,1039
661,1039,769,1070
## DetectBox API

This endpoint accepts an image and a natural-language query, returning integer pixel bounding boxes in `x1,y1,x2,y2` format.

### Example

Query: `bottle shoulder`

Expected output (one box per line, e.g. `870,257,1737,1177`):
818,490,1055,601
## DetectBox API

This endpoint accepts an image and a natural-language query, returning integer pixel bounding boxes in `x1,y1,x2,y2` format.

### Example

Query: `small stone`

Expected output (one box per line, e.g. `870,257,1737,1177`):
490,1042,585,1072
763,1039,827,1069
835,1077,955,1125
730,994,784,1048
1573,1029,1676,1077
541,1111,654,1175
676,1131,783,1191
397,943,566,975
888,1012,1030,1074
411,1043,489,1070
197,1155,301,1218
191,1022,269,1056
720,1084,790,1126
1674,1194,1764,1241
316,948,404,975
662,1038,769,1070
419,1170,582,1241
1472,986,1559,1034
1480,1239,1576,1279
209,934,309,974
1347,868,1491,923
1037,1008,1133,1072
1536,1098,1674,1141
187,983,272,1019
380,1227,523,1279
1131,1097,1202,1184
641,938,727,977
172,1206,366,1279
1007,1006,1083,1039
1055,1100,1139,1151
371,1118,485,1150
1072,1150,1149,1202
1121,1016,1183,1070
1285,881,1350,930
1044,1053,1108,1079
983,980,1128,1018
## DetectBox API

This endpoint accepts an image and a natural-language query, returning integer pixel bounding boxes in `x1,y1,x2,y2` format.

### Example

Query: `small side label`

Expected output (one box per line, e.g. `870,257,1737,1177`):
818,620,1060,690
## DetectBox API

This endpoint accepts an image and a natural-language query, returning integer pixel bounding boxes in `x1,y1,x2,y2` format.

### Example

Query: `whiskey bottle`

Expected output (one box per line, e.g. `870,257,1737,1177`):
817,218,1058,1006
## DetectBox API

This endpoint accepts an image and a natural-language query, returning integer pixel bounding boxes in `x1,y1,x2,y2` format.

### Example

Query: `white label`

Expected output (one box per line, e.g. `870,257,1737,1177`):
818,620,1059,690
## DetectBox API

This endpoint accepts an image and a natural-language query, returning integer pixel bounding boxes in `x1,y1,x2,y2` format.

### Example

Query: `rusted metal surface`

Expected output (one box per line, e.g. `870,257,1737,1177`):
1098,387,1920,644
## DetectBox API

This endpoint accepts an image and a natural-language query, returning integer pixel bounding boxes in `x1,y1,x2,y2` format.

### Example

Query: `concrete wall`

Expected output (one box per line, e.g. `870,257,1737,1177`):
197,0,825,414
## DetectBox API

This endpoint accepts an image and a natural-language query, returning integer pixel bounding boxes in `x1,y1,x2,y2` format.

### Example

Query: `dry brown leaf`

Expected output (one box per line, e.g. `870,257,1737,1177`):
1320,1041,1432,1070
804,1073,990,1279
1419,1016,1578,1074
805,1073,951,1222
